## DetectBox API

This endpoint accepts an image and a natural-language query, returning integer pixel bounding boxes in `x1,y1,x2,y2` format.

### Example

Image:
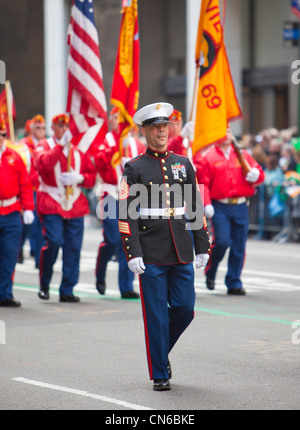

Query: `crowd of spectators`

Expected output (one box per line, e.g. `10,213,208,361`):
239,126,300,241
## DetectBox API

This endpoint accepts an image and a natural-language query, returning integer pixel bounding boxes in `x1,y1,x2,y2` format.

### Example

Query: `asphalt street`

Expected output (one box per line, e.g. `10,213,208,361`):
1,216,300,412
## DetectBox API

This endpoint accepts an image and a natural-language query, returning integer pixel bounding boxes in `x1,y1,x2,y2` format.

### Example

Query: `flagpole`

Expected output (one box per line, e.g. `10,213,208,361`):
5,80,15,142
66,142,73,200
189,63,200,122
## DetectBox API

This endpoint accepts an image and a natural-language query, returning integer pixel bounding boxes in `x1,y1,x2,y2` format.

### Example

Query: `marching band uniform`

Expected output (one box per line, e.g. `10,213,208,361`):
193,129,265,294
34,114,96,302
0,119,34,307
19,115,46,268
94,107,145,299
167,109,194,159
118,103,210,390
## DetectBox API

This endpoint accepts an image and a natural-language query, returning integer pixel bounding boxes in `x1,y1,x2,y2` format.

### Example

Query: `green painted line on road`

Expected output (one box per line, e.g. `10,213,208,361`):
15,284,299,326
14,284,130,301
194,306,300,326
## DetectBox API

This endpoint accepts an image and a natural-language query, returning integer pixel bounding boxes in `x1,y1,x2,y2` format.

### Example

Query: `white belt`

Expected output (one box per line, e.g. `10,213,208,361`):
216,197,247,205
0,196,17,207
39,183,63,197
140,207,185,217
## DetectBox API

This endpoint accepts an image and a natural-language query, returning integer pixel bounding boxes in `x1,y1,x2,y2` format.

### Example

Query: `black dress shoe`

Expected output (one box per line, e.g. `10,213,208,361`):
167,359,172,380
0,298,21,307
206,278,215,290
227,287,246,295
38,290,49,300
121,291,140,299
153,379,171,391
17,250,24,264
59,294,80,303
96,281,106,295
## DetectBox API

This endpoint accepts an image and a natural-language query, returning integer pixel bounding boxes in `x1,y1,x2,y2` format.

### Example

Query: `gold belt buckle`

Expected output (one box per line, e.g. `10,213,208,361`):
228,198,238,204
165,207,175,217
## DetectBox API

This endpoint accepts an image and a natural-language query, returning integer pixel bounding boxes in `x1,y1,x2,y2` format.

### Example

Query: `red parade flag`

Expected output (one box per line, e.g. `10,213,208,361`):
193,0,242,154
110,0,140,166
0,83,17,139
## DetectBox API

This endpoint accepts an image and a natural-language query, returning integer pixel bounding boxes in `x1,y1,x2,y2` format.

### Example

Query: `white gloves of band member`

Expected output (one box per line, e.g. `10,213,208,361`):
23,210,35,225
204,204,215,218
57,129,72,147
180,121,195,140
60,168,84,186
195,253,210,269
128,257,145,274
121,157,130,169
246,167,260,183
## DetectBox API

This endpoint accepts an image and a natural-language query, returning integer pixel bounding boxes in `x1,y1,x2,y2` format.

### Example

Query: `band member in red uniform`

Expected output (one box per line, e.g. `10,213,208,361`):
0,118,34,307
94,107,145,299
193,125,265,295
34,114,96,302
19,115,47,268
167,109,194,159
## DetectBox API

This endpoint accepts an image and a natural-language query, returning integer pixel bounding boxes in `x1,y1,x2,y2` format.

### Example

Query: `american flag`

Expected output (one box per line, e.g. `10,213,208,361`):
66,0,108,155
292,0,300,19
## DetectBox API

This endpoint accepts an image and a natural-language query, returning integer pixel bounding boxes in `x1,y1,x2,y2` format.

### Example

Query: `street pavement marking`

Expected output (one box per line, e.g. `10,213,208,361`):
13,284,300,326
15,251,300,294
12,377,153,410
194,306,300,326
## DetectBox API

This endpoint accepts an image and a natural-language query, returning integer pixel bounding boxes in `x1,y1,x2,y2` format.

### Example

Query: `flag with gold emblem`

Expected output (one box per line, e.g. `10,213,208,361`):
0,84,16,138
192,0,242,154
110,0,140,164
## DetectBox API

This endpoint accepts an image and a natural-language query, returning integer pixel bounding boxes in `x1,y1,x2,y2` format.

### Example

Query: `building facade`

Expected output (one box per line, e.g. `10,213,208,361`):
0,0,298,139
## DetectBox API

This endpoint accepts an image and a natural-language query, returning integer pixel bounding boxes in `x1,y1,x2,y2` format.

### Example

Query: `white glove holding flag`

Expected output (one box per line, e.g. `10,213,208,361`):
122,136,131,148
121,157,130,169
57,129,72,147
23,210,35,225
60,168,84,186
204,204,215,218
246,167,260,183
195,254,210,269
180,121,195,139
128,257,145,274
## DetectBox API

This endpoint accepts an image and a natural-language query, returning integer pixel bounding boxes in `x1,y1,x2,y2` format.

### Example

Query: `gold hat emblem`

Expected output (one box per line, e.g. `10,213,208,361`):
155,104,161,110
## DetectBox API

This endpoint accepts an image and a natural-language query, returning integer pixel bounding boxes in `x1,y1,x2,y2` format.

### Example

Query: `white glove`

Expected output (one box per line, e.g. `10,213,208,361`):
180,121,195,139
23,210,35,225
204,204,215,218
195,254,210,269
121,157,130,169
57,129,72,147
122,136,131,148
128,257,145,274
246,167,260,183
60,168,84,186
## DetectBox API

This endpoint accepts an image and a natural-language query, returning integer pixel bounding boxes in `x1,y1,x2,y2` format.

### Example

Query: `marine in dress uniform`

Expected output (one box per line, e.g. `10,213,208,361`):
19,115,47,268
0,118,34,307
94,107,145,299
118,103,211,390
34,114,96,302
193,126,265,294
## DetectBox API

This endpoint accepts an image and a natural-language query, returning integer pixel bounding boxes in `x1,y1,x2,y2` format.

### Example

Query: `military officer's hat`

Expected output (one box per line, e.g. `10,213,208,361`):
31,114,45,124
133,102,173,127
169,109,182,122
52,113,70,125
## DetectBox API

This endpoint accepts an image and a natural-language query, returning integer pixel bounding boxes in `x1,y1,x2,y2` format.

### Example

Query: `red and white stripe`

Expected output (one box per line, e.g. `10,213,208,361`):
66,0,108,155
